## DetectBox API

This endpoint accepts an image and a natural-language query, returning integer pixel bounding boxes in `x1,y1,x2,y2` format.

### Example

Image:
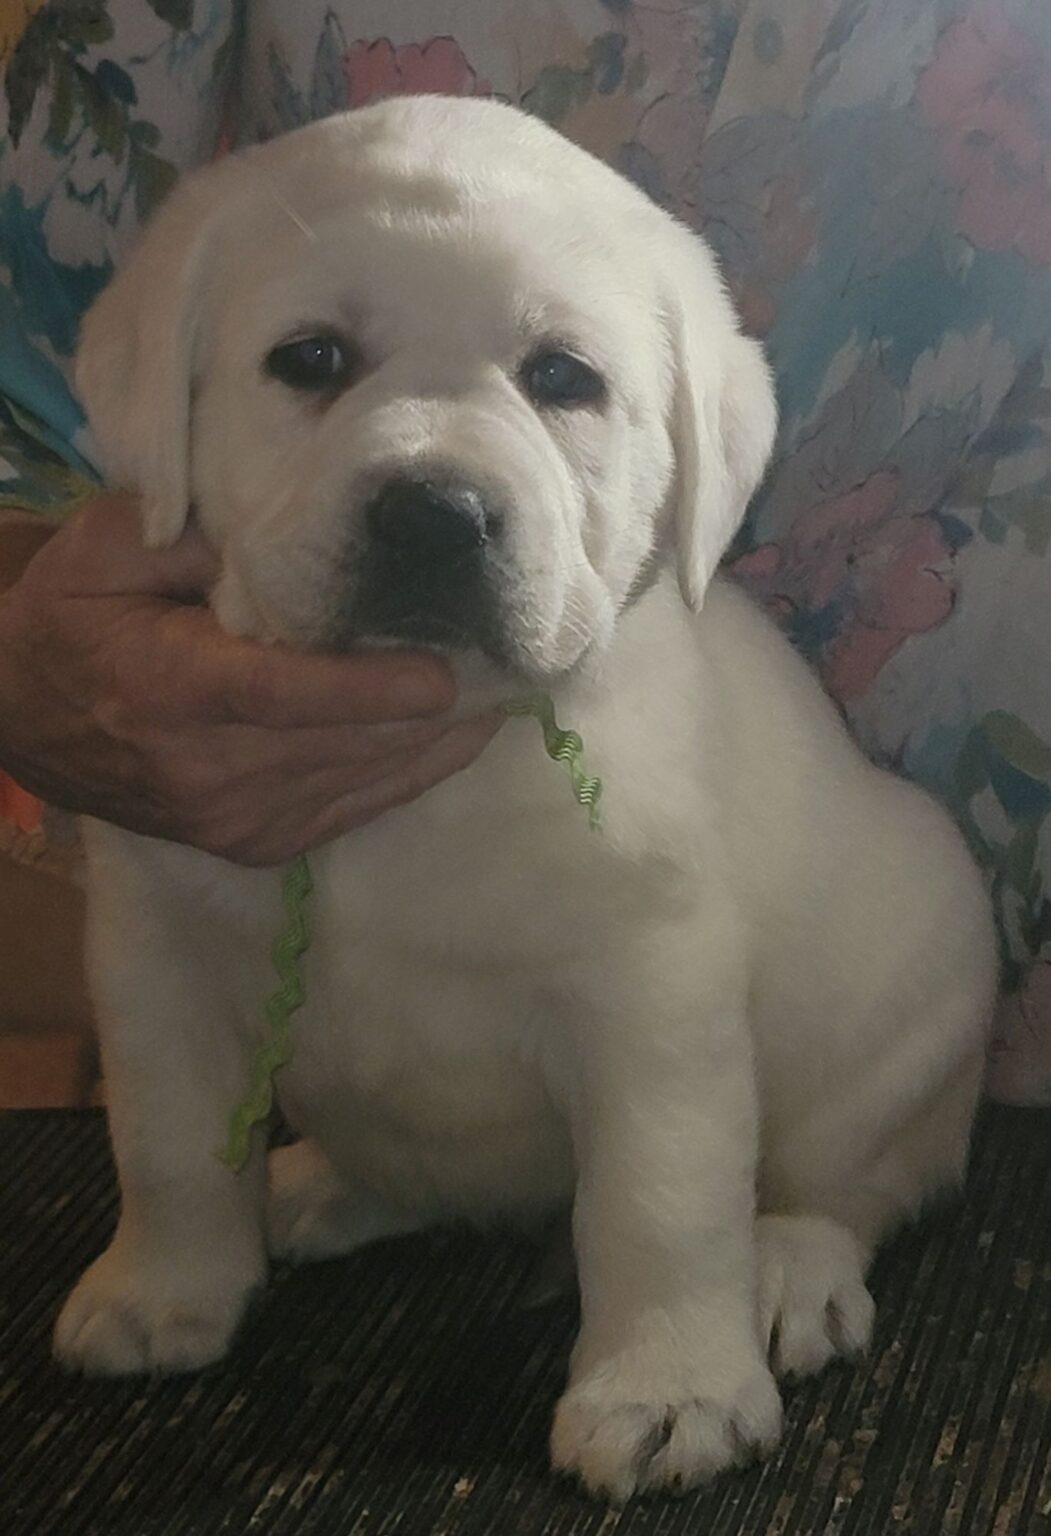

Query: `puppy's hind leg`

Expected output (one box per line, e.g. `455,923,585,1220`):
756,1213,875,1379
757,1042,988,1382
266,1140,423,1263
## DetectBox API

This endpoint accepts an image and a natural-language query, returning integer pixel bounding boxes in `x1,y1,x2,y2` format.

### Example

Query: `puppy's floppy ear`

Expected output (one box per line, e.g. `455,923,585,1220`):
75,162,234,548
662,229,778,611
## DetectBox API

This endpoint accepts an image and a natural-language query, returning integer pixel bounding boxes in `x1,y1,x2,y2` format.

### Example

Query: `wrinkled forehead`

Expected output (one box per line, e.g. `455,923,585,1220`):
211,148,659,361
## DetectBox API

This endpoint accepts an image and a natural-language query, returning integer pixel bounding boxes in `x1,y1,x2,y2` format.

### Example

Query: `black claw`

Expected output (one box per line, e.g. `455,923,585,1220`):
768,1311,784,1376
635,1406,676,1475
825,1297,847,1354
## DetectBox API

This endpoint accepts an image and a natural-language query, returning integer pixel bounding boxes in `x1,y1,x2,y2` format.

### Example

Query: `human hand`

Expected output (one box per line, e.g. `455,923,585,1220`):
0,494,501,865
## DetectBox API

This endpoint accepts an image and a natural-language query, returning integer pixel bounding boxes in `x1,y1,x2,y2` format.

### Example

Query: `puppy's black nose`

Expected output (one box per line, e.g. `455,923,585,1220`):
366,479,487,561
352,477,501,651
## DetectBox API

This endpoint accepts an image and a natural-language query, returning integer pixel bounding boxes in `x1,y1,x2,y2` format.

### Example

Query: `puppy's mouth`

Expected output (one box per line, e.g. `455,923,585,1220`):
330,576,596,691
341,577,509,662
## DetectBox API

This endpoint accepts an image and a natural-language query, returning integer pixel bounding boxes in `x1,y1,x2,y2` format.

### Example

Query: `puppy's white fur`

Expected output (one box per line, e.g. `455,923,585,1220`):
57,98,995,1502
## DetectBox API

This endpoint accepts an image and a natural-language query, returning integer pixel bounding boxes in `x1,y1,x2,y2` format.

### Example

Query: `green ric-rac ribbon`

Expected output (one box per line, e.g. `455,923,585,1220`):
505,694,603,829
221,696,602,1170
220,854,313,1170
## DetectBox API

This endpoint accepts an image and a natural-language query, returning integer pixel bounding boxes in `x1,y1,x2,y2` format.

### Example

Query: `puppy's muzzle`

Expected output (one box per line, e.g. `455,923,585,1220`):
351,477,503,651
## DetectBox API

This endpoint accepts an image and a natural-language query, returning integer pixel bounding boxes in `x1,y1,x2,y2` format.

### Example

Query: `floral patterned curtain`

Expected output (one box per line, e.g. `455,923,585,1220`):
2,0,1049,1101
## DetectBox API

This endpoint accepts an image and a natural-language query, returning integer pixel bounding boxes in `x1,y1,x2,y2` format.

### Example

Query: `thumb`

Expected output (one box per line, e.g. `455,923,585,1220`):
52,493,221,599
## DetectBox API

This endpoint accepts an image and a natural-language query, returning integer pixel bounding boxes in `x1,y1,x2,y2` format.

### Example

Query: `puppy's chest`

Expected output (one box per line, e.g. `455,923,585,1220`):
295,934,550,1112
278,928,575,1215
270,816,586,1200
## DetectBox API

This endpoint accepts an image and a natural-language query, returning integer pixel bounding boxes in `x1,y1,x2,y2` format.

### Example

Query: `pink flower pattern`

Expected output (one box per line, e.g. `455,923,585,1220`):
730,472,955,702
342,37,491,111
917,5,1051,266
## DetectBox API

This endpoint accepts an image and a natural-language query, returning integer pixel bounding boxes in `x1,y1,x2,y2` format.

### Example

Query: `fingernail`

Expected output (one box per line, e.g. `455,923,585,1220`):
391,666,455,717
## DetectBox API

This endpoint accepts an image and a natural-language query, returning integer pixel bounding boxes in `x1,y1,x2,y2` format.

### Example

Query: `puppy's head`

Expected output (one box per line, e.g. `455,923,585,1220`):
77,96,775,685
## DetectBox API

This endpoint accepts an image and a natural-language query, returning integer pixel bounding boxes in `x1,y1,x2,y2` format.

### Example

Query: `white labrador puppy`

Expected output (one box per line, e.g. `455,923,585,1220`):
55,96,996,1501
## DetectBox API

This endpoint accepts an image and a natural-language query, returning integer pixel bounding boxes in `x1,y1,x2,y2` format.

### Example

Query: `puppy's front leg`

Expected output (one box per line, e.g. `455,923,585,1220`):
54,876,268,1375
551,924,781,1501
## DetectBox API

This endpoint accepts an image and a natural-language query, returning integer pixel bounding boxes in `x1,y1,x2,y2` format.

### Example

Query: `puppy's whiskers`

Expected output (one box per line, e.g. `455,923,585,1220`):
264,180,317,243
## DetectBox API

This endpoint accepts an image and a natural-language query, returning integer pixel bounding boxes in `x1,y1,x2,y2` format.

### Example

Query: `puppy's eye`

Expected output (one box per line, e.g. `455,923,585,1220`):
265,334,352,391
521,349,605,410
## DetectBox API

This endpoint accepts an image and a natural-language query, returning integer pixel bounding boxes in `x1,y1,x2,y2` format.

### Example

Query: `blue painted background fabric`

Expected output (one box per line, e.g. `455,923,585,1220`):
2,1,1050,1102
0,0,236,509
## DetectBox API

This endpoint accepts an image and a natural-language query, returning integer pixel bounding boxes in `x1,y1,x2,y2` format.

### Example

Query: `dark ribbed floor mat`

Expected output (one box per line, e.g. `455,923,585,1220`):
0,1106,1048,1535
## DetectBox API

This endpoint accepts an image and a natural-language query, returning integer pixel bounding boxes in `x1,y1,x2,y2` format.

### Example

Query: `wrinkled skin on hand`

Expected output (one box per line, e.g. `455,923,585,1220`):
0,495,501,865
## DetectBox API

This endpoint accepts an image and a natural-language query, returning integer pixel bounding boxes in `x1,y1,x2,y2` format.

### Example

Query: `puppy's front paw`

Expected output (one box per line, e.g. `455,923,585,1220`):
54,1239,260,1375
551,1349,782,1502
757,1214,875,1379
